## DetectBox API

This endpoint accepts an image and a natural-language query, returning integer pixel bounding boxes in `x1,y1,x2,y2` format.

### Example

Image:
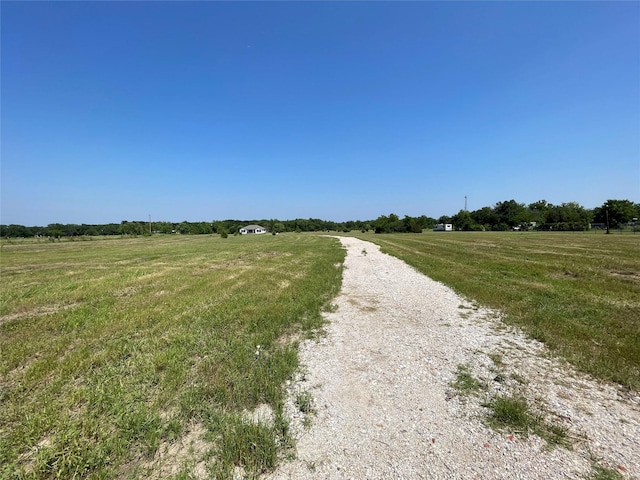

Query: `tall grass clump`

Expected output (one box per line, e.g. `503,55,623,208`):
0,233,344,478
484,394,569,448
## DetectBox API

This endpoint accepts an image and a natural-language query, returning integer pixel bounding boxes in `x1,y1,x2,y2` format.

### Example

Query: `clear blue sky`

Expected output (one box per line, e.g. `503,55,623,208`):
2,1,639,225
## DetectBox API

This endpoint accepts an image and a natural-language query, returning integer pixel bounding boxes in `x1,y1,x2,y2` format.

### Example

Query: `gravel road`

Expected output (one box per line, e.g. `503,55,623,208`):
264,237,639,480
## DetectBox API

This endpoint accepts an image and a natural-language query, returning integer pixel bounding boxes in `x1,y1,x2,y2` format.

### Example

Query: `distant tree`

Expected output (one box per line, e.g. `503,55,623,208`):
324,220,339,231
344,220,359,232
174,221,190,234
47,223,65,238
31,226,46,237
527,200,552,224
212,221,226,234
291,219,304,231
451,210,477,231
416,215,436,230
309,218,326,231
0,224,33,237
65,224,81,236
371,214,424,233
402,215,423,233
593,199,638,228
528,199,551,211
120,221,139,235
390,214,405,232
555,202,590,223
83,225,99,236
373,213,403,233
539,202,591,231
101,223,121,235
470,207,497,230
373,214,389,233
153,221,174,234
195,222,213,234
494,200,527,228
268,219,285,233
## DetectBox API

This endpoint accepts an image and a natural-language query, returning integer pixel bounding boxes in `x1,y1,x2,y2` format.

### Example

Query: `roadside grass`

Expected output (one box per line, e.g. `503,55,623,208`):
451,362,569,448
452,364,486,395
355,232,640,390
295,392,314,415
483,394,569,448
0,233,344,479
589,465,626,480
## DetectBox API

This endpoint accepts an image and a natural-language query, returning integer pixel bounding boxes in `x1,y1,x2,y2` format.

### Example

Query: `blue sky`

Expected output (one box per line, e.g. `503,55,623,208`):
2,1,639,225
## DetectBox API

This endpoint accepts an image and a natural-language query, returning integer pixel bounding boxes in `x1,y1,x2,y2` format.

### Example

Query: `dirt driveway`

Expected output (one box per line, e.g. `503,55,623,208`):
265,237,639,479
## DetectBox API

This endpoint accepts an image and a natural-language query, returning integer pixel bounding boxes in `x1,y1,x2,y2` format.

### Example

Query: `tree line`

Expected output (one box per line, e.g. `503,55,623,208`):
1,199,637,238
356,199,637,233
0,218,370,238
440,199,638,232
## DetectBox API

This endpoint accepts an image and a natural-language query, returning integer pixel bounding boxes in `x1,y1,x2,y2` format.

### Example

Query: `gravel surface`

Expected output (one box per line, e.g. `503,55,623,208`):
264,237,640,480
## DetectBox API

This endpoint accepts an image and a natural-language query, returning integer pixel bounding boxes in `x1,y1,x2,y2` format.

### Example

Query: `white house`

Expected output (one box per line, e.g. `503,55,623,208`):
433,223,453,232
239,224,267,235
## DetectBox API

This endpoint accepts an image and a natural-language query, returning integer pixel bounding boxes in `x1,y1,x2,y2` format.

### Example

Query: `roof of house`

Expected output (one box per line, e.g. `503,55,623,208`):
242,225,265,230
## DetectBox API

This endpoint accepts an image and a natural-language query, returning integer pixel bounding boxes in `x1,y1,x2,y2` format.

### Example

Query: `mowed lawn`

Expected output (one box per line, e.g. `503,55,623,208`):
2,231,638,478
0,234,344,479
356,231,640,391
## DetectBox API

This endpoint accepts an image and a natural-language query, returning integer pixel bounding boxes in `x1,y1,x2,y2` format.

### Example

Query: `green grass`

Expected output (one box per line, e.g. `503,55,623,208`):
589,465,626,480
452,362,569,448
295,392,314,415
354,231,640,390
484,394,569,448
485,394,535,432
0,233,344,479
452,364,486,395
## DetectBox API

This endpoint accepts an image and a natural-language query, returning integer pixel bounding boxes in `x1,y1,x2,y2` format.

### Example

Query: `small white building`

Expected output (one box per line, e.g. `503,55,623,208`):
239,224,267,235
433,223,453,232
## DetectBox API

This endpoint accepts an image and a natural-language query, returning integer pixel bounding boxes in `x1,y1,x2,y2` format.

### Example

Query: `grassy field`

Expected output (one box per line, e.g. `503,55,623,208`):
2,231,638,478
0,234,344,479
355,231,640,390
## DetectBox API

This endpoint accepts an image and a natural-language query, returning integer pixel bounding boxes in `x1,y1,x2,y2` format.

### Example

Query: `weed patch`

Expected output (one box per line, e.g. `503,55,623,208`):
484,394,570,448
296,392,314,414
452,364,486,395
485,395,536,432
589,464,626,480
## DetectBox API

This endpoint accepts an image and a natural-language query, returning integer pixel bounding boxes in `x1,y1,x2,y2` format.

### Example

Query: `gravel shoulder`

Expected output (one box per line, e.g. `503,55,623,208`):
264,237,640,480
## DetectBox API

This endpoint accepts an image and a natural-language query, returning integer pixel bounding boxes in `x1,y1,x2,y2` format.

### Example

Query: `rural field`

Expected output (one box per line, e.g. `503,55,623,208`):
355,231,640,391
1,231,638,479
0,234,344,479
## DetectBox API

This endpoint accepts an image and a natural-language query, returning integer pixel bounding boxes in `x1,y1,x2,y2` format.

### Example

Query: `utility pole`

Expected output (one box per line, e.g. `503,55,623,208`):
148,214,152,236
